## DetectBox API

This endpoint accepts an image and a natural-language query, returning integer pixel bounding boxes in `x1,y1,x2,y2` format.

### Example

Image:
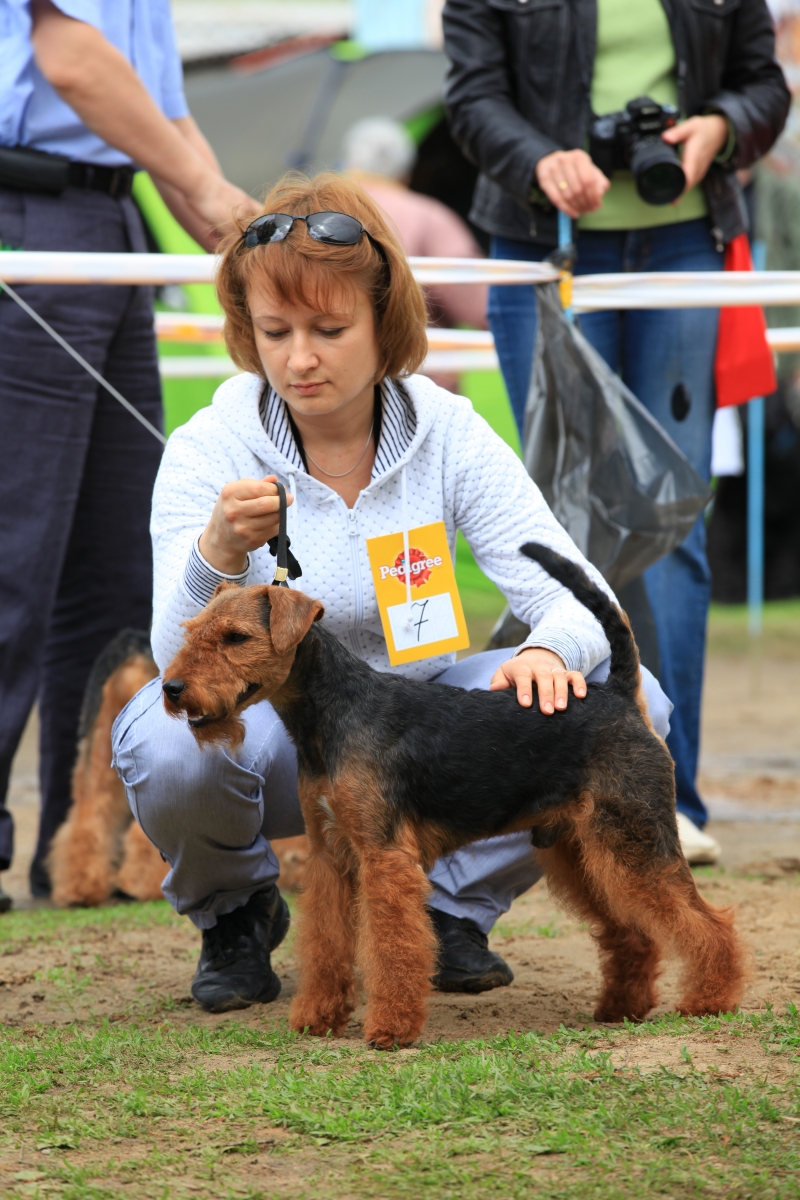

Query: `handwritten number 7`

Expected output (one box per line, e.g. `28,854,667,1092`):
412,599,429,642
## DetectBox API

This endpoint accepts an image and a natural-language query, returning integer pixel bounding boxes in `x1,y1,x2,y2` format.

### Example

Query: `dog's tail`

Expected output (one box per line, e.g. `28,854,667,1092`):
77,628,155,741
520,543,640,697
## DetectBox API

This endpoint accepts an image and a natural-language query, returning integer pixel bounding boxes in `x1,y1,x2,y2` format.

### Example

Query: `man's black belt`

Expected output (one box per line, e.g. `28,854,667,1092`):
0,145,135,198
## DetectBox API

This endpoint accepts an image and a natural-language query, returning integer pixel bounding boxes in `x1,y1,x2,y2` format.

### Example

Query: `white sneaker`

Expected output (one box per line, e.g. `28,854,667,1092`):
676,812,721,865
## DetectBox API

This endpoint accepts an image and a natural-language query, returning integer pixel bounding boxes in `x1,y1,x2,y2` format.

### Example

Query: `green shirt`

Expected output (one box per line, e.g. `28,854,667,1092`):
578,0,708,231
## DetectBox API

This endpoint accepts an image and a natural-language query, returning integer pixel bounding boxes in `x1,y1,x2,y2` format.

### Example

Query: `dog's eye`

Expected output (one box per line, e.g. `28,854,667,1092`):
224,631,251,644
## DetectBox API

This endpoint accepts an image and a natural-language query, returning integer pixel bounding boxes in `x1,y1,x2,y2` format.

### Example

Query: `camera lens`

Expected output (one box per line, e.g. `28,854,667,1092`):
629,138,685,205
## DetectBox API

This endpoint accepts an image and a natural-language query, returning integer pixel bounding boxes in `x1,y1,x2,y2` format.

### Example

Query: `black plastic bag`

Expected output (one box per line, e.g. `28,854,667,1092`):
522,282,711,592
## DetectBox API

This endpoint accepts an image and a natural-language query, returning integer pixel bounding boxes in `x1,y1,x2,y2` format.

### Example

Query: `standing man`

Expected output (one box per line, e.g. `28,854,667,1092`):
0,0,260,908
442,0,789,863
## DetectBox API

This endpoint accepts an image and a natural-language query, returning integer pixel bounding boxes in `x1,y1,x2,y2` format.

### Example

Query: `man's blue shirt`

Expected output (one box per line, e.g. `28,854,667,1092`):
0,0,189,166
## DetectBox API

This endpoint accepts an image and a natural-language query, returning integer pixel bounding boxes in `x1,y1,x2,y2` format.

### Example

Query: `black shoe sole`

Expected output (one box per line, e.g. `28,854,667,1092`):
0,892,11,914
431,969,513,994
192,970,282,1013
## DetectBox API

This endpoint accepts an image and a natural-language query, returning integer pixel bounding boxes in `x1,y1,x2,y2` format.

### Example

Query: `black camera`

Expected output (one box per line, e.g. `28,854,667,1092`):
588,96,685,206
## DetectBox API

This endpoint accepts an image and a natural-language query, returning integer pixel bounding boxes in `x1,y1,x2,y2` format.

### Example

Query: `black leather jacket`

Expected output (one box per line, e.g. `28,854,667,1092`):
442,0,790,247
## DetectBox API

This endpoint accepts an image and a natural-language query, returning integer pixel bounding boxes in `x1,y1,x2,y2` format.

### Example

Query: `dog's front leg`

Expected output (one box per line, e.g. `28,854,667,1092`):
357,825,437,1049
289,826,358,1039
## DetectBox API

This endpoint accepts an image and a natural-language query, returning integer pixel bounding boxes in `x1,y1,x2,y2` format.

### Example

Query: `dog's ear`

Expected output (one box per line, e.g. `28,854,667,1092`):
263,586,324,655
212,580,240,599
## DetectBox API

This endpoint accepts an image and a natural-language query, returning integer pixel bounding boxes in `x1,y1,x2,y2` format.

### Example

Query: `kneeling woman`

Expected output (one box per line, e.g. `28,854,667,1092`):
112,174,670,1012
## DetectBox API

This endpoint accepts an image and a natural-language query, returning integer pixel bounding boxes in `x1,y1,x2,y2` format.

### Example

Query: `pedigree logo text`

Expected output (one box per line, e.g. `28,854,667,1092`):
378,546,443,588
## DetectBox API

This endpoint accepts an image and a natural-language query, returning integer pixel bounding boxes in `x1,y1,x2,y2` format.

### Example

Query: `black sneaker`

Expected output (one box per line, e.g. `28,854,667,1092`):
191,885,290,1013
0,881,11,914
429,908,514,993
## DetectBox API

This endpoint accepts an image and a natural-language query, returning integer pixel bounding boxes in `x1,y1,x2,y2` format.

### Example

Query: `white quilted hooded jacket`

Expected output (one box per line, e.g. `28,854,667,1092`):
150,371,614,678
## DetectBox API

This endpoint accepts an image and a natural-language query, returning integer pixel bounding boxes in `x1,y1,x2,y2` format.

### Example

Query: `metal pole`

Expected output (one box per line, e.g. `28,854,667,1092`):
747,396,765,637
747,240,768,639
558,211,574,323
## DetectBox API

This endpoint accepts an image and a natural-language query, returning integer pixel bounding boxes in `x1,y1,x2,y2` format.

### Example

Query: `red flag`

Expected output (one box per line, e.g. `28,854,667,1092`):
714,233,776,408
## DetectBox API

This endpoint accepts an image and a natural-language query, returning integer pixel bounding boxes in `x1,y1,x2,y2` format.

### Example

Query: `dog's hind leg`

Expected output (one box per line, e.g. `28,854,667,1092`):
578,823,746,1017
357,823,437,1050
544,808,747,1020
289,800,358,1038
538,836,663,1022
669,872,748,1016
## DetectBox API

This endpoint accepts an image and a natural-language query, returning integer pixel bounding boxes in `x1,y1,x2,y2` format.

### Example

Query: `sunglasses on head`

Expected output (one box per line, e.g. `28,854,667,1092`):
242,210,388,262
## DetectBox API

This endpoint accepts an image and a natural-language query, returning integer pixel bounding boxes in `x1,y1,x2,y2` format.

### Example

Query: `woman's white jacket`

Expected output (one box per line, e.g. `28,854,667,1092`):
150,372,614,678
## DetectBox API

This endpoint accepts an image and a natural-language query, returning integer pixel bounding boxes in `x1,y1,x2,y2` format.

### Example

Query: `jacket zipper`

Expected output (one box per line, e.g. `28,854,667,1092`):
347,506,363,654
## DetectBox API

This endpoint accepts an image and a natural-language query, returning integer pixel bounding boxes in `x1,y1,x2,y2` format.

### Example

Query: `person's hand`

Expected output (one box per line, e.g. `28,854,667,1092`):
661,114,730,196
489,647,587,713
181,171,261,249
535,149,610,218
198,476,293,575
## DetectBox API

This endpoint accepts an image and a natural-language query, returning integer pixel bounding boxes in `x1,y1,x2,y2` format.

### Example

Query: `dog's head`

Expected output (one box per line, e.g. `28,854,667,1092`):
162,583,324,747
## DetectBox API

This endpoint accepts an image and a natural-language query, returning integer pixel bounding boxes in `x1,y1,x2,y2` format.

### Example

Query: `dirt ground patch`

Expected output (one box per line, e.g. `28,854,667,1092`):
1,860,799,1041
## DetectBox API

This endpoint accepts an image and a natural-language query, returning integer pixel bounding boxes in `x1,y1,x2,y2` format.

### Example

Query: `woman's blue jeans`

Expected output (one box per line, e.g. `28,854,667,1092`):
488,217,722,827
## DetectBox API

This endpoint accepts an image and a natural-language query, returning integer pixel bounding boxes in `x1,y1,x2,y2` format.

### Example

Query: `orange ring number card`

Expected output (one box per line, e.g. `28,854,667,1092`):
366,520,470,666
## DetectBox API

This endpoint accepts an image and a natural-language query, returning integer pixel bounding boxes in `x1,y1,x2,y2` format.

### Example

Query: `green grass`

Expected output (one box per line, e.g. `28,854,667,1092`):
0,900,182,954
459,581,800,662
706,600,800,658
1,1006,799,1198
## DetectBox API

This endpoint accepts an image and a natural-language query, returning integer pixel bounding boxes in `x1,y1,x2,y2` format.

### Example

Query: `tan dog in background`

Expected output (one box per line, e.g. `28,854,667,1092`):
48,631,165,906
47,628,308,907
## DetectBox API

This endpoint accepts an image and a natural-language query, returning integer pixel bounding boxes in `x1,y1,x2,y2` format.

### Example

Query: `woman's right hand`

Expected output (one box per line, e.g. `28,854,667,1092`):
198,475,293,575
535,148,610,218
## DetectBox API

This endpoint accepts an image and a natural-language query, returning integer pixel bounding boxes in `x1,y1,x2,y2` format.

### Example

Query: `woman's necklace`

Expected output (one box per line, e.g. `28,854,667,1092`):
304,423,374,479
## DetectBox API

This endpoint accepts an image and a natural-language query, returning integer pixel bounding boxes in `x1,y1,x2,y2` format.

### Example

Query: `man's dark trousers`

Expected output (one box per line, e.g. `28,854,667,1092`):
0,184,163,891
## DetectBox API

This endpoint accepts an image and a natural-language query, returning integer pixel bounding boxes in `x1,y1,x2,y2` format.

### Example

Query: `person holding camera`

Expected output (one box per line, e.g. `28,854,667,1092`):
442,0,789,860
0,0,259,909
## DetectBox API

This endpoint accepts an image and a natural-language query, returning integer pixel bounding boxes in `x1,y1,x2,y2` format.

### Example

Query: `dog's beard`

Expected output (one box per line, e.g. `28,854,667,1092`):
163,682,265,749
187,710,246,748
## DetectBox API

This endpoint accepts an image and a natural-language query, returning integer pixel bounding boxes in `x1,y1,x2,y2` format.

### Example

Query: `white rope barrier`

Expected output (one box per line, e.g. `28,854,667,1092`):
154,320,800,378
572,271,800,311
764,327,800,352
154,316,500,347
11,251,800,307
0,251,560,288
6,253,800,380
157,349,501,378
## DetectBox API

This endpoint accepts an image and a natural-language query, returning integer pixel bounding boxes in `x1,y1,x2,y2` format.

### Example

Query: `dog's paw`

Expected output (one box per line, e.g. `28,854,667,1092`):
676,999,737,1018
363,1014,425,1050
292,1019,344,1037
366,1033,417,1051
289,997,351,1038
593,1002,650,1023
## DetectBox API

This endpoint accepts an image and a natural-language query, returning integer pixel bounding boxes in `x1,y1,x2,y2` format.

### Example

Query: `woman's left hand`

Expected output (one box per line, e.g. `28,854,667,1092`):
661,114,730,196
490,647,587,713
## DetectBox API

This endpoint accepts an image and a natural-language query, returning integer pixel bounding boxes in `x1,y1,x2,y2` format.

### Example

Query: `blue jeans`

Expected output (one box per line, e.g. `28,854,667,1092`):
488,218,722,827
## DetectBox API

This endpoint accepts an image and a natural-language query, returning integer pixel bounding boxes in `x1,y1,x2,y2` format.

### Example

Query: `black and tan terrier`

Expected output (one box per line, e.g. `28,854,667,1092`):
162,544,747,1049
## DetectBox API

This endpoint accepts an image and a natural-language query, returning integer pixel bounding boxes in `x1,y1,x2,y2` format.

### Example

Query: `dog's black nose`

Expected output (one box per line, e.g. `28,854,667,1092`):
162,678,186,702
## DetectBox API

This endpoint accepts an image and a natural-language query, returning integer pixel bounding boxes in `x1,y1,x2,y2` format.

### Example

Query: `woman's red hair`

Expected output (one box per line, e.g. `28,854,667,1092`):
216,173,429,381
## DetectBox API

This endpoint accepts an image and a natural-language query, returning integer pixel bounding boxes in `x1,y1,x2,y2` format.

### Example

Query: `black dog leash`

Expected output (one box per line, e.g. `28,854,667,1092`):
267,481,302,587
